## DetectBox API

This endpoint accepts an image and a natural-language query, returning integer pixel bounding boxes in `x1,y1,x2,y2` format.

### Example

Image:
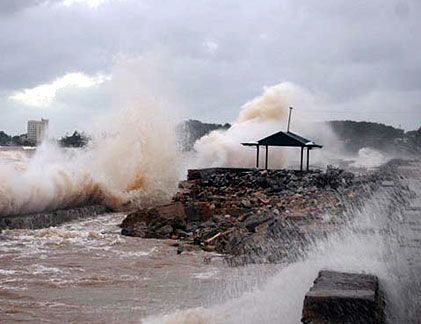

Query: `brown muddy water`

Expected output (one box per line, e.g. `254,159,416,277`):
1,144,420,323
0,213,277,323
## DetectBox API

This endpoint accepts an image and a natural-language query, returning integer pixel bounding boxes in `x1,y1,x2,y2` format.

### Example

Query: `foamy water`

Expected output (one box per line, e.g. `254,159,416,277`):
0,84,296,216
143,161,421,324
0,83,419,322
0,82,343,216
1,162,419,323
0,212,279,323
0,105,181,216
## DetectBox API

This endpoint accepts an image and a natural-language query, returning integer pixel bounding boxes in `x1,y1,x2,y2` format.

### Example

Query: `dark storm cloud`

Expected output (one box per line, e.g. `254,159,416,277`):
0,0,420,135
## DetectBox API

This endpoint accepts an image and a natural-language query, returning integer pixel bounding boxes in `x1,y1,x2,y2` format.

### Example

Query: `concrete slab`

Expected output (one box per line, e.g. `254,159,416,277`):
302,270,384,324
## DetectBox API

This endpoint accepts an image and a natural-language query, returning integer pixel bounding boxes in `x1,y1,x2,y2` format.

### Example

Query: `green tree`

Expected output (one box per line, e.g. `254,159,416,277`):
59,131,90,147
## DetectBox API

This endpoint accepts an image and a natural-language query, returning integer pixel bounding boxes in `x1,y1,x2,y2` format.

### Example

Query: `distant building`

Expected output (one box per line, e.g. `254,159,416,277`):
27,119,49,144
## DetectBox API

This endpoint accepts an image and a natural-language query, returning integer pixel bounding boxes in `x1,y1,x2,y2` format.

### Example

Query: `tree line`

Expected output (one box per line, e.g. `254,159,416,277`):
1,120,420,153
0,130,90,148
178,119,421,155
329,120,421,154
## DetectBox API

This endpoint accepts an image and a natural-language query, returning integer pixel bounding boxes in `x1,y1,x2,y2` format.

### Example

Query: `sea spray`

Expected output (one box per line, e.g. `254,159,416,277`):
191,82,343,169
236,84,291,123
192,83,291,169
0,104,181,216
0,80,385,216
142,162,421,324
351,147,388,169
143,229,387,324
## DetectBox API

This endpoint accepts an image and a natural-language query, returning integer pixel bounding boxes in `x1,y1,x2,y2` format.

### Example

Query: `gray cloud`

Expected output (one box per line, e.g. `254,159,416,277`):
0,0,45,15
0,0,420,135
0,0,63,16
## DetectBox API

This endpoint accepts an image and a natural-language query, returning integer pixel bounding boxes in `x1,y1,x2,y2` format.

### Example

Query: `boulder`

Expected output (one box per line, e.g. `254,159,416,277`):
155,224,174,236
243,214,272,232
184,202,211,222
120,164,385,263
120,202,211,239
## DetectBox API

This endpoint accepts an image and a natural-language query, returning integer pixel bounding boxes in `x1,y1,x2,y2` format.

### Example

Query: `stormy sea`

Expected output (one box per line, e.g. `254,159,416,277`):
0,89,420,323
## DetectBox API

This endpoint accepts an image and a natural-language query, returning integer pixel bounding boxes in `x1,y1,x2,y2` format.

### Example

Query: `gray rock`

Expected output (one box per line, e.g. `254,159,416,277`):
156,225,173,236
185,223,199,232
175,228,188,237
241,199,252,209
121,228,134,236
243,214,272,232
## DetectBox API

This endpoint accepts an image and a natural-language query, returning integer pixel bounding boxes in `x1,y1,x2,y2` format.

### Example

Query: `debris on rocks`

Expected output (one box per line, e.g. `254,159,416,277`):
121,165,384,265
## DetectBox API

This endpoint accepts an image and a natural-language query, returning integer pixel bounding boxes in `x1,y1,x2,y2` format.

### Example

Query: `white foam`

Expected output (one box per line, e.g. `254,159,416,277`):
0,104,181,216
0,269,20,275
30,264,66,275
351,147,388,168
142,187,414,324
117,247,157,258
193,271,218,280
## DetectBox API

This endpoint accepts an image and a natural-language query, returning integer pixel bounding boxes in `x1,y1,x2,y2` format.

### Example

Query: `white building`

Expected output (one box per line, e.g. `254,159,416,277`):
27,119,49,144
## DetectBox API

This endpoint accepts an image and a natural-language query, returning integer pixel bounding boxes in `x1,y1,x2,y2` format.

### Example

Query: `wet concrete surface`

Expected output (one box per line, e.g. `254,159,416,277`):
386,161,421,323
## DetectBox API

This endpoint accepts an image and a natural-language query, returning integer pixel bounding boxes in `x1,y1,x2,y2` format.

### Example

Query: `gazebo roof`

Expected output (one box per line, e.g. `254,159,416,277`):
242,131,322,148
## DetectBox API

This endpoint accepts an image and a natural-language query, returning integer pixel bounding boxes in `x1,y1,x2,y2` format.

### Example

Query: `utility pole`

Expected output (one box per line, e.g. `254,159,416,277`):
287,106,293,132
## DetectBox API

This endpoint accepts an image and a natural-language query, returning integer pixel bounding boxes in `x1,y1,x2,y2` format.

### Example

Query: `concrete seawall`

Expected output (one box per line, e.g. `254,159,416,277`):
0,205,111,230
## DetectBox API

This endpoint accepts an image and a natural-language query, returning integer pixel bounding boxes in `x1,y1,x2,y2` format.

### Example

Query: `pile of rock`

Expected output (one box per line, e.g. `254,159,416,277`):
121,202,211,239
121,166,381,264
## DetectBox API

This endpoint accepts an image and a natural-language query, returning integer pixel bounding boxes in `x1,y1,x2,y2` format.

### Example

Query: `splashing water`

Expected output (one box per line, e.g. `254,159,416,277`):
0,104,181,216
191,82,345,170
351,147,388,169
0,81,419,322
0,82,348,216
1,162,418,323
192,84,291,169
143,161,421,324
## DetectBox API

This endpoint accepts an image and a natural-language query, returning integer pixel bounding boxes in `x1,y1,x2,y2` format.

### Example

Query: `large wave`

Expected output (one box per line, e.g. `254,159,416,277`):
0,104,181,216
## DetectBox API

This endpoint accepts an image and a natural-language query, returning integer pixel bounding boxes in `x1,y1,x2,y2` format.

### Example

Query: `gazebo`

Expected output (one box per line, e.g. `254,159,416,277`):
241,108,322,171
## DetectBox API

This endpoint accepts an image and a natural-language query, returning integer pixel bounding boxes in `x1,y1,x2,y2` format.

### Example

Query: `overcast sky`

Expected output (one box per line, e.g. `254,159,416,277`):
0,0,420,136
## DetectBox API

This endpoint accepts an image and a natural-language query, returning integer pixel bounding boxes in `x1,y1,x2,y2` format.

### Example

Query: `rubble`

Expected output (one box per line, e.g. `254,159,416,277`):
121,165,384,265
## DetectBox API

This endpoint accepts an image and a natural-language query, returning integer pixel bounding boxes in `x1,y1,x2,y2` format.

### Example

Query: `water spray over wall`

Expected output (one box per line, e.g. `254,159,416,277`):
0,104,181,216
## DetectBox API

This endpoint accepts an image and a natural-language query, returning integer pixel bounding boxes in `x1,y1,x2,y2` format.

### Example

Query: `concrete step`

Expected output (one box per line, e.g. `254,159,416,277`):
302,270,384,324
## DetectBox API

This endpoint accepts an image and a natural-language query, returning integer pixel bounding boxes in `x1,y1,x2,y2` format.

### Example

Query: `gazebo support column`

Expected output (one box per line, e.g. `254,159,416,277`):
256,145,260,169
265,145,268,170
300,147,304,171
306,147,310,171
242,131,322,172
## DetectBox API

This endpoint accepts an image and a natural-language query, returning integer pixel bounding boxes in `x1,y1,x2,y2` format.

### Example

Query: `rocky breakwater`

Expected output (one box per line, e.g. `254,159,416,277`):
121,166,381,265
